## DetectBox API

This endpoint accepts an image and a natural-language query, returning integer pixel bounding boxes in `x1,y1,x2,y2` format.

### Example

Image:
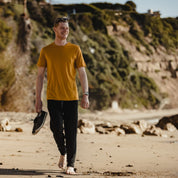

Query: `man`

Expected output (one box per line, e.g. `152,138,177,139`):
35,17,89,175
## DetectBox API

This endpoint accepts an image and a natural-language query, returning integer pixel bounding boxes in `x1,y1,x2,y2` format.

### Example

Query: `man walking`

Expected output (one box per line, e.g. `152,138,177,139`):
35,17,89,174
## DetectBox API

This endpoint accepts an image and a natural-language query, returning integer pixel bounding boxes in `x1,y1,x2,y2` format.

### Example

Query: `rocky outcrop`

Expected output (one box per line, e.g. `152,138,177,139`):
78,114,178,137
156,114,178,129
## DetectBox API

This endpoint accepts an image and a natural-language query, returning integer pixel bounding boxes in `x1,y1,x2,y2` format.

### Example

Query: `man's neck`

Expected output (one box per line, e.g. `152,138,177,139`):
54,39,68,46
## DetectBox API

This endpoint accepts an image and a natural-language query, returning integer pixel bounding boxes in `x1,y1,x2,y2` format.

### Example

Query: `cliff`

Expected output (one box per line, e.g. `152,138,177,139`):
0,1,177,112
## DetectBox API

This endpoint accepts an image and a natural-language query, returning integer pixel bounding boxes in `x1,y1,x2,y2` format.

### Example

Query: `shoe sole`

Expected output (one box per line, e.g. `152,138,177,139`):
32,112,47,135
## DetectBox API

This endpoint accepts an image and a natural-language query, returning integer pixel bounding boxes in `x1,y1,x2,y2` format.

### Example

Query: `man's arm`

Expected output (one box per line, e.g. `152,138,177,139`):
35,67,46,113
77,67,89,109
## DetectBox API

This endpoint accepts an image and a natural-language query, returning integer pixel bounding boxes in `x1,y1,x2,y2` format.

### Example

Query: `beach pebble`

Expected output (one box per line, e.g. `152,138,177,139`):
126,164,133,167
15,128,23,132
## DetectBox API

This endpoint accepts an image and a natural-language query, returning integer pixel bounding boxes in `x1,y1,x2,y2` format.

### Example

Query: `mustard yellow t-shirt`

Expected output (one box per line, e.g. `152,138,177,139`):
37,42,86,100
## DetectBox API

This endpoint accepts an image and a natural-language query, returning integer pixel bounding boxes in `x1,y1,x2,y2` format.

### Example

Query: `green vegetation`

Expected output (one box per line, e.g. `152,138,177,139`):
0,55,15,108
0,20,12,52
27,0,58,27
130,13,178,50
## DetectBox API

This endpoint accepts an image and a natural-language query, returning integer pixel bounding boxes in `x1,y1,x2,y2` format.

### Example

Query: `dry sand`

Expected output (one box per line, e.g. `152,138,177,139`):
0,109,178,178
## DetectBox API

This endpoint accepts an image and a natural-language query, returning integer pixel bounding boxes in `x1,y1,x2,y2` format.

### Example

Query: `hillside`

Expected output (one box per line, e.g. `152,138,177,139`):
0,1,178,112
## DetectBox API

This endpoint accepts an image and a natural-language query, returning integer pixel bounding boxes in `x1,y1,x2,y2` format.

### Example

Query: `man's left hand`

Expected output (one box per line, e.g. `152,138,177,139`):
81,95,89,109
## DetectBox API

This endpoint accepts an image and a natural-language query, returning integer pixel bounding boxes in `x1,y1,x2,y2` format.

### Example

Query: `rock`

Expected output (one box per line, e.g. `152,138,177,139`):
120,124,142,134
80,125,95,134
114,128,125,135
156,114,178,129
0,118,12,131
95,122,118,134
134,120,148,132
109,131,117,135
95,126,106,134
96,122,113,128
143,125,162,136
161,134,168,138
15,128,23,132
78,119,95,134
105,127,115,133
126,164,133,167
105,122,113,128
164,123,177,132
168,60,177,78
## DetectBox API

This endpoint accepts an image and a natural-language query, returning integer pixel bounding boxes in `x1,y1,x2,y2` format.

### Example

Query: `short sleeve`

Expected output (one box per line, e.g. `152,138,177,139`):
75,46,86,68
37,48,47,67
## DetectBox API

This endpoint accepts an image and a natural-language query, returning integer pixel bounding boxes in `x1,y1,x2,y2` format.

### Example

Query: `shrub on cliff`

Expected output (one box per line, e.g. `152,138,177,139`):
130,13,178,50
0,20,12,52
27,0,46,25
0,56,15,108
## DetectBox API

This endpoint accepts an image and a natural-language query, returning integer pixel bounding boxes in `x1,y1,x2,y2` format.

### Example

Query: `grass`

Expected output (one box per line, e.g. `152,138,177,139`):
0,55,15,107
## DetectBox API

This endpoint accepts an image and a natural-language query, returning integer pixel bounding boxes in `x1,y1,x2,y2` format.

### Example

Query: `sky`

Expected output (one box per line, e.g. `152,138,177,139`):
46,0,178,18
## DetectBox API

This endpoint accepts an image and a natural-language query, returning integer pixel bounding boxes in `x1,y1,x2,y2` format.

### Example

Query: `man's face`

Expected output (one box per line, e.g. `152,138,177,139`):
53,22,69,40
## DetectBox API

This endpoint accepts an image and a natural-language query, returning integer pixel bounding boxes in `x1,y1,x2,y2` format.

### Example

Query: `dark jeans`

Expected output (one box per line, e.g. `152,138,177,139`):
47,100,78,167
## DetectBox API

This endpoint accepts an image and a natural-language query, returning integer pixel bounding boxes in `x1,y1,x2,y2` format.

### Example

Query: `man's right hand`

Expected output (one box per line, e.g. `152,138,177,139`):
35,99,42,113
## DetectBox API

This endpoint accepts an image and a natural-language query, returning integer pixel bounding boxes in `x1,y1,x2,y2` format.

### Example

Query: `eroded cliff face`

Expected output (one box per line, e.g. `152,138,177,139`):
107,25,178,108
0,16,36,112
1,2,178,112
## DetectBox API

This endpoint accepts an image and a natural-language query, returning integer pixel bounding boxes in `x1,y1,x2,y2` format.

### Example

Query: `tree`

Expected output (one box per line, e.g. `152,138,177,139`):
125,1,136,11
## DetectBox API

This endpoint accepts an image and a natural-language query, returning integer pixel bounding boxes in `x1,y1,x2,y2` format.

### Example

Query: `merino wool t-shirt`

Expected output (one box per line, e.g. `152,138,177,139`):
37,42,86,101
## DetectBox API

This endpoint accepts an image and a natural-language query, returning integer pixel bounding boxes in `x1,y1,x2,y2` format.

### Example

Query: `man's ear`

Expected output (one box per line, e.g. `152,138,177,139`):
53,27,56,33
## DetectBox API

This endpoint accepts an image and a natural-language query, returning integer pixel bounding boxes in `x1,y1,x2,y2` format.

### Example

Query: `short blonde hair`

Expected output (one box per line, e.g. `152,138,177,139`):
54,17,69,27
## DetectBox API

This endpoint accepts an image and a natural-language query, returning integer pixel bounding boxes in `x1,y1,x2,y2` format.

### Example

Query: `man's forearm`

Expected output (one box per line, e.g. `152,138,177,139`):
78,68,88,94
78,67,89,109
36,75,44,100
35,67,45,112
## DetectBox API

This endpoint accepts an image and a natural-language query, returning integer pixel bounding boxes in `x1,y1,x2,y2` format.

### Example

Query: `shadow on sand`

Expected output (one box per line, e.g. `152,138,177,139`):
0,168,135,177
0,168,61,176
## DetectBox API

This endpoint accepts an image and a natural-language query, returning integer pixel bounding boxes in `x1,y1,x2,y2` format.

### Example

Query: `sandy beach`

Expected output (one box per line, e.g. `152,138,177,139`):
0,109,178,178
